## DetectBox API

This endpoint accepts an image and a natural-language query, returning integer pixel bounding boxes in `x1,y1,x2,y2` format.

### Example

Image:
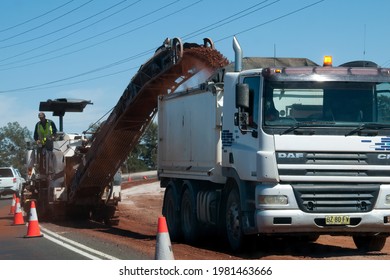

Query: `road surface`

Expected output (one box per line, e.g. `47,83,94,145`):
1,178,390,260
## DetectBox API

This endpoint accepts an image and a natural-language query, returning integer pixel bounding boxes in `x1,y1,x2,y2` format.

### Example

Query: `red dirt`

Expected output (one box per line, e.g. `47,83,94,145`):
102,180,390,260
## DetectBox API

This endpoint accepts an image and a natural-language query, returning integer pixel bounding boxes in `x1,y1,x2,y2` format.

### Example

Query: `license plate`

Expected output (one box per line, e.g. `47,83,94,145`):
325,215,350,225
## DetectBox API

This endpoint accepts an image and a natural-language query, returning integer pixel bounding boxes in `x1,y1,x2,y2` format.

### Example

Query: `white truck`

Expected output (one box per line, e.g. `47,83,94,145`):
158,37,390,252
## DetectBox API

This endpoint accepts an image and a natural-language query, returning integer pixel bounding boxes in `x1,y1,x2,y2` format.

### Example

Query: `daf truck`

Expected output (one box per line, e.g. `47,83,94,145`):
158,37,390,252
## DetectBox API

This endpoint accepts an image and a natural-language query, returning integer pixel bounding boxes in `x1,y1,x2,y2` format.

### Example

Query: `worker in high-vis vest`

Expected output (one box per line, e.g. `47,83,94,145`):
33,112,58,173
34,112,57,150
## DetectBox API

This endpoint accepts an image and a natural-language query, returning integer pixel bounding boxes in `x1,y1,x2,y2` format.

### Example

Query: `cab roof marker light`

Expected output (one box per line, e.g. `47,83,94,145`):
323,56,333,67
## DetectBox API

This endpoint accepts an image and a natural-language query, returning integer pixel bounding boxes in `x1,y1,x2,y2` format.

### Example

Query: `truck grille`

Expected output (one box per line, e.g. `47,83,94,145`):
292,184,379,213
277,152,390,178
306,152,367,164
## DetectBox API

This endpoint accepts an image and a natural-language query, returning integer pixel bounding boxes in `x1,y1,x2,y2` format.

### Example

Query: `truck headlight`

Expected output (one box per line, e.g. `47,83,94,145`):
258,195,288,205
386,194,390,205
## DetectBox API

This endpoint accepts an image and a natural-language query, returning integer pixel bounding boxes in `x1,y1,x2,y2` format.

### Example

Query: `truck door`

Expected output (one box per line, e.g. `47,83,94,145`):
231,76,260,180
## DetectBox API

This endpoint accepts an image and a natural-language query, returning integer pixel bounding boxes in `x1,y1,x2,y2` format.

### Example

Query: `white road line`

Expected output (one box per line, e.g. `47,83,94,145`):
42,233,102,260
39,225,119,260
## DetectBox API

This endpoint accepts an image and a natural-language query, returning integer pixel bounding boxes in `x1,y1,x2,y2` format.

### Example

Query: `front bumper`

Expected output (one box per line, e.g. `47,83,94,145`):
255,184,390,235
255,209,390,234
0,186,18,196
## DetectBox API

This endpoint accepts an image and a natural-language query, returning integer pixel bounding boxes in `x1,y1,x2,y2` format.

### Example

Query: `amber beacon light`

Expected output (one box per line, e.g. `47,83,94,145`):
323,55,333,66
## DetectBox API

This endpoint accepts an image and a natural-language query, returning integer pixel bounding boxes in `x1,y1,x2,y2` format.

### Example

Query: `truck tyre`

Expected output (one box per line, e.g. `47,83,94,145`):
301,234,320,242
180,187,199,244
225,187,245,252
353,235,387,252
162,185,182,241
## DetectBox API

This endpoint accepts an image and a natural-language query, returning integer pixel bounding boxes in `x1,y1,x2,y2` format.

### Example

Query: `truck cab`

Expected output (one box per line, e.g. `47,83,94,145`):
225,55,390,251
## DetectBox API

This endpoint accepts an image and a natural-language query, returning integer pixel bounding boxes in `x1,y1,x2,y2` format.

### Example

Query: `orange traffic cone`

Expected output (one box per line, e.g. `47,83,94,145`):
8,193,16,215
12,197,25,226
154,216,174,260
24,201,43,238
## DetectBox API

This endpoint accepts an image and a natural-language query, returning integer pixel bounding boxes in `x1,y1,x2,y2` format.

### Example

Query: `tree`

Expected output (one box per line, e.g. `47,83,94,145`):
0,122,33,176
126,144,149,172
141,121,158,169
87,120,158,173
125,122,158,172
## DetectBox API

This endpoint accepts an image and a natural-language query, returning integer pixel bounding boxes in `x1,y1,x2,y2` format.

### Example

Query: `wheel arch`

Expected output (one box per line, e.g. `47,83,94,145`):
221,167,256,213
221,167,257,235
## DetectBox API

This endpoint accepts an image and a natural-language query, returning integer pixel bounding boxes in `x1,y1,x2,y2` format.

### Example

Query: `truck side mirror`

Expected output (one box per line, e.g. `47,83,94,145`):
234,83,251,134
235,83,250,109
233,84,257,138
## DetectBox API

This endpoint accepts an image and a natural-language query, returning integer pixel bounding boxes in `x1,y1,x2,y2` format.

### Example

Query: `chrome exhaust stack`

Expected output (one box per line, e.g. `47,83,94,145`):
233,36,242,72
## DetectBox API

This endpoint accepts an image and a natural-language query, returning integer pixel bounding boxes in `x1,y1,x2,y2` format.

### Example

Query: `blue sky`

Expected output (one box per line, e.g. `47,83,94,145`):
1,0,389,134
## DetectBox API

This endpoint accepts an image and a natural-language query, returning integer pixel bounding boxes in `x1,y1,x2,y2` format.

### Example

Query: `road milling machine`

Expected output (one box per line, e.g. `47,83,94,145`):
22,38,228,225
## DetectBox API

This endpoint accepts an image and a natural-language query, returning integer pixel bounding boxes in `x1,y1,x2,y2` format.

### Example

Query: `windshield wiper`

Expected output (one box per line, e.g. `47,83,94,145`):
345,123,390,136
280,121,335,135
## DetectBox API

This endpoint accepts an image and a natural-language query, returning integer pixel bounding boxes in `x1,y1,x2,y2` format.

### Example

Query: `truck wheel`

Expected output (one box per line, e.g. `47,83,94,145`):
180,187,199,244
162,185,181,241
353,235,387,252
225,187,246,252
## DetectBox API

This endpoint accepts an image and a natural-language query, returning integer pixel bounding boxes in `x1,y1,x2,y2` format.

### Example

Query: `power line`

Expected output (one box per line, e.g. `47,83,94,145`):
0,0,136,50
0,0,195,69
0,0,142,65
3,66,138,93
216,0,325,43
0,0,180,67
0,0,75,33
0,48,153,93
0,0,325,93
0,0,219,93
182,0,279,40
381,61,390,67
0,0,94,43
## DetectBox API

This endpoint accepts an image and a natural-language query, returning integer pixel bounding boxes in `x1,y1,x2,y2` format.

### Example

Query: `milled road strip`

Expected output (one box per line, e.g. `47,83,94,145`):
39,225,119,260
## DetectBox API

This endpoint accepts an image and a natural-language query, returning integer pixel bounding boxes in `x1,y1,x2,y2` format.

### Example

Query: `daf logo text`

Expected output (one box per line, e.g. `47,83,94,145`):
277,152,304,159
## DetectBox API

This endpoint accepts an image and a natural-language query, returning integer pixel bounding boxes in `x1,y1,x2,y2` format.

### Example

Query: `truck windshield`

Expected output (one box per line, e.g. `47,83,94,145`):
263,81,390,135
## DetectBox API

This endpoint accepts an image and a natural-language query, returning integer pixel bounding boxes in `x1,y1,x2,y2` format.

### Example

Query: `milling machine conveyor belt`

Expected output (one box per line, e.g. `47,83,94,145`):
69,38,228,201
